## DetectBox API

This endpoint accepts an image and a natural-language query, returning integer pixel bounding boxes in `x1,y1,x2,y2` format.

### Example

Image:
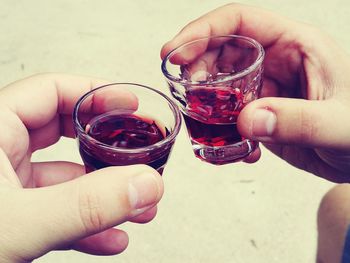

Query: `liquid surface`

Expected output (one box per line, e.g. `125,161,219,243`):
79,113,170,174
86,113,165,148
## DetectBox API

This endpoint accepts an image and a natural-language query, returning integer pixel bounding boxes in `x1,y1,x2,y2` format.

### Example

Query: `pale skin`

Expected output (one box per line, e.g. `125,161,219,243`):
161,3,350,263
2,3,350,263
162,3,350,182
0,73,164,262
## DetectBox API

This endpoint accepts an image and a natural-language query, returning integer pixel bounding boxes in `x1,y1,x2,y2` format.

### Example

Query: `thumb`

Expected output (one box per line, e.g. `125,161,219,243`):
17,165,163,260
237,97,350,149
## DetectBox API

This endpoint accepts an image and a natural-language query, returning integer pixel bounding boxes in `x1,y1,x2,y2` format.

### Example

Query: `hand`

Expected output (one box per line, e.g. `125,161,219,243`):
161,3,350,182
0,73,163,262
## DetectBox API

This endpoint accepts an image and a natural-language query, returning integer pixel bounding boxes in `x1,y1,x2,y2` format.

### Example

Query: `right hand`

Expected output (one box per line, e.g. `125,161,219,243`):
161,3,350,182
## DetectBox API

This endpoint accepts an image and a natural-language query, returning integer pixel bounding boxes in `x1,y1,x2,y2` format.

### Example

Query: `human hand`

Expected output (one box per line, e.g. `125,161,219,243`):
0,73,163,262
161,3,350,182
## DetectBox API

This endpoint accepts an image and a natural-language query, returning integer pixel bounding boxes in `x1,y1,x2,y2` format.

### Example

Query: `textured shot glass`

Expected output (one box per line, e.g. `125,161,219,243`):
73,83,182,174
162,35,264,165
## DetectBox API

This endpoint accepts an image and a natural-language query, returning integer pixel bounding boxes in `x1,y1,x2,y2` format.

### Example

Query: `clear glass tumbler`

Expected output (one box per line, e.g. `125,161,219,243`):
73,83,182,174
162,35,264,165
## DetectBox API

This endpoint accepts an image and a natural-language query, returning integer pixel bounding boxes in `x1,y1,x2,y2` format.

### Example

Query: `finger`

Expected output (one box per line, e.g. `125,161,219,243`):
260,78,280,98
29,114,69,151
0,73,107,129
183,49,220,81
32,161,85,187
161,3,294,59
32,161,158,223
243,147,261,163
77,88,138,115
0,74,105,154
0,148,22,187
129,205,158,224
29,114,61,151
0,74,139,152
175,37,256,75
16,165,163,260
70,228,129,256
315,149,350,175
64,208,159,256
263,143,350,183
237,97,350,149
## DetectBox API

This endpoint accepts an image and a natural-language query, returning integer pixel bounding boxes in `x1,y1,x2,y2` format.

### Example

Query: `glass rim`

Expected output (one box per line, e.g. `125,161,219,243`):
161,34,265,85
73,82,182,154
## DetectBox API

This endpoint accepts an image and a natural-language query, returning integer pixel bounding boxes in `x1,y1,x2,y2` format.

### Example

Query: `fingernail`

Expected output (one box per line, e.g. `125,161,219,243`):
128,173,160,211
252,109,276,137
191,70,209,81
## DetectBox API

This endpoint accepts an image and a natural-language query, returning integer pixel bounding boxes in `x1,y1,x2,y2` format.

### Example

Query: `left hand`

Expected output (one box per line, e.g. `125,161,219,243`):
0,73,163,262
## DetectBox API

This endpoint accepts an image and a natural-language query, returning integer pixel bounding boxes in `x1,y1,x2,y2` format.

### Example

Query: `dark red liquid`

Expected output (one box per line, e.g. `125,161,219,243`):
182,114,241,147
184,87,244,145
182,87,254,164
79,113,171,174
87,114,165,148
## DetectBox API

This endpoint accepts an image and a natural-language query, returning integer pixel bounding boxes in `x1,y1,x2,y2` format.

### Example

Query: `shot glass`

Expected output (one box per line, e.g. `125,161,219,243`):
73,83,182,175
161,35,264,165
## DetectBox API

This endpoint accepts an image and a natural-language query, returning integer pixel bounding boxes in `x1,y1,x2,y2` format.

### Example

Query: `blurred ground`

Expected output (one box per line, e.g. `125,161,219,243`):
1,0,348,262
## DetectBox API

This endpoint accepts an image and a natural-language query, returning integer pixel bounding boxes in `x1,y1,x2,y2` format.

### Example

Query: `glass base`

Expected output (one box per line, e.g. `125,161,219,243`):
192,139,257,165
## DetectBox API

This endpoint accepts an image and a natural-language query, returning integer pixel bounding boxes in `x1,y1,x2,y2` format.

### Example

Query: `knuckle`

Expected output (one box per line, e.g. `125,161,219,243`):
77,186,104,234
297,107,318,144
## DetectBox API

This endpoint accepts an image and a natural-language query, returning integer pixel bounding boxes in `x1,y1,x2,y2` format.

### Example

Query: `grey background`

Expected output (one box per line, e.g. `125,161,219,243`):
1,0,348,262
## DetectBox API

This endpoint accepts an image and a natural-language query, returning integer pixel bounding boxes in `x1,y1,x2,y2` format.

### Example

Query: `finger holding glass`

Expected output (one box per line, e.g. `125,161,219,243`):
161,3,350,182
162,35,264,165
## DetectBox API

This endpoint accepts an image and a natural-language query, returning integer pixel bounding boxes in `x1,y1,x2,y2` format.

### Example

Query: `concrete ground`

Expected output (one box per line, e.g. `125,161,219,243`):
1,0,349,262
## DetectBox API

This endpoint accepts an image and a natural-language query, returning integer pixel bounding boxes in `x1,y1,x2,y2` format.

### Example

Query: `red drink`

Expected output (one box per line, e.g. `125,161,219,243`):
79,112,171,174
162,35,264,165
185,86,244,123
87,113,166,148
182,115,242,146
183,87,255,164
